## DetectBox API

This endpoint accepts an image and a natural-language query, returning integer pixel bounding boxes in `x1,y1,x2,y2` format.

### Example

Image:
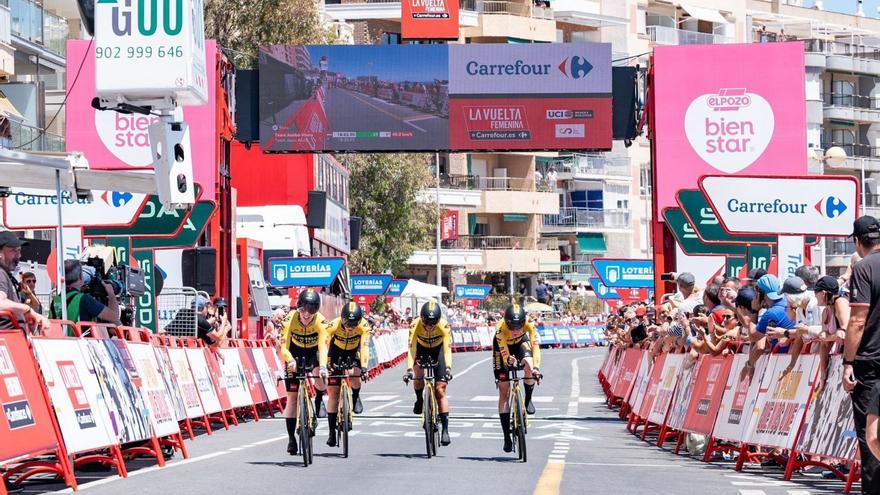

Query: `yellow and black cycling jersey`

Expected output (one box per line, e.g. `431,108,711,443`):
278,310,329,364
324,317,371,369
407,317,453,370
495,320,541,369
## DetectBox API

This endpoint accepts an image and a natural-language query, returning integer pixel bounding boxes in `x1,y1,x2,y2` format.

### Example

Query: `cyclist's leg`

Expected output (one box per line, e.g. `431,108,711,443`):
350,366,363,414
435,350,451,445
412,363,425,414
519,342,536,414
284,376,299,454
307,350,327,418
326,348,341,445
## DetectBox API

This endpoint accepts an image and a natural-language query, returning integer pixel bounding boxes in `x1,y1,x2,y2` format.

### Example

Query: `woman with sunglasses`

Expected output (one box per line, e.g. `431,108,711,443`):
278,288,330,456
322,302,371,447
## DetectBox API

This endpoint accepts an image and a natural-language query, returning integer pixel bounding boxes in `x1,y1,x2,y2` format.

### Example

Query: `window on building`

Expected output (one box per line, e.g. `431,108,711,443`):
382,32,401,45
639,163,651,197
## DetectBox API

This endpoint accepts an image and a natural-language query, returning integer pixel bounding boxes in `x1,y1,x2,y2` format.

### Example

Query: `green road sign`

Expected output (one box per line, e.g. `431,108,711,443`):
677,189,819,246
84,185,202,238
105,237,131,264
747,245,773,272
133,250,157,333
663,208,747,256
131,201,215,250
726,257,746,278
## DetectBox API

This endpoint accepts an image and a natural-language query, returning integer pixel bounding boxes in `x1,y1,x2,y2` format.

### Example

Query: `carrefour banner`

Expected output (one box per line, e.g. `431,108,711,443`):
351,274,394,296
259,43,611,153
454,284,491,300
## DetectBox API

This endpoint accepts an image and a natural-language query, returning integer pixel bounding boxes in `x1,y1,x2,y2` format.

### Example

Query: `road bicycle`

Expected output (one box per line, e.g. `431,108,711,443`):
328,355,360,459
404,356,445,458
500,363,529,462
284,357,316,467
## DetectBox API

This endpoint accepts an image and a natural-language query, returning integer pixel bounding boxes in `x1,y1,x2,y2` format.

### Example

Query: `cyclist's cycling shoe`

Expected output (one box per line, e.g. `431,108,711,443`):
503,436,513,453
526,401,536,415
327,431,337,448
316,399,328,418
413,399,423,415
354,396,364,414
441,429,451,446
287,439,298,455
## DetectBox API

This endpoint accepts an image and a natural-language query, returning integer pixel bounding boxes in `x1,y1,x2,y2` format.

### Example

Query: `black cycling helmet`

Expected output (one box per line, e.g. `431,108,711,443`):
420,301,442,326
341,301,364,326
297,289,321,311
504,304,527,329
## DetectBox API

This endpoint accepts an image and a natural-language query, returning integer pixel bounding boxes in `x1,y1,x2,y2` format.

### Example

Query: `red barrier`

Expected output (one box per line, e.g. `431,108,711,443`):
609,348,642,405
0,319,76,491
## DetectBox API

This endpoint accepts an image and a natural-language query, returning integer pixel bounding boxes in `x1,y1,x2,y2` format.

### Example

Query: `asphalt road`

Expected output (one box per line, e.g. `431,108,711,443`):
22,348,856,495
260,87,447,151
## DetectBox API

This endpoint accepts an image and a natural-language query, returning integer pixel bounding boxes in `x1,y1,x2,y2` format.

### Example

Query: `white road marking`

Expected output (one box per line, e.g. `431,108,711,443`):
455,357,492,379
470,395,553,403
579,397,606,403
737,491,768,495
364,395,399,401
370,399,403,412
563,462,684,468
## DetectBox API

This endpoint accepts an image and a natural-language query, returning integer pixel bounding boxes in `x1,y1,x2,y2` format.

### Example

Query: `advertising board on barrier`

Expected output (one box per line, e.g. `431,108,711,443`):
713,355,768,443
745,354,820,449
259,44,611,152
797,355,858,460
653,42,807,213
153,346,188,422
592,258,654,289
666,361,698,431
454,285,492,300
610,348,642,399
629,351,654,416
647,354,684,425
0,331,61,464
681,355,733,435
401,0,459,40
185,347,224,414
167,347,207,419
351,274,394,296
268,257,345,288
30,338,118,454
125,342,181,438
217,348,254,409
83,340,152,443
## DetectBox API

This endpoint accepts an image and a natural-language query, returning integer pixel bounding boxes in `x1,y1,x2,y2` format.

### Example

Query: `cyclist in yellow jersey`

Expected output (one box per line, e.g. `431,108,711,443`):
278,289,330,455
405,301,453,446
494,304,543,453
323,302,371,447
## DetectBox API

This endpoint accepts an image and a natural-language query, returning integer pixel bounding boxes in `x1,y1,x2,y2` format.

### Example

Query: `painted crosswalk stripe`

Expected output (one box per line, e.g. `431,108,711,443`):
364,395,399,401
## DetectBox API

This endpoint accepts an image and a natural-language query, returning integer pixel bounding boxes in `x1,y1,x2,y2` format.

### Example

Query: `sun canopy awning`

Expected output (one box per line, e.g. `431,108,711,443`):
679,3,729,24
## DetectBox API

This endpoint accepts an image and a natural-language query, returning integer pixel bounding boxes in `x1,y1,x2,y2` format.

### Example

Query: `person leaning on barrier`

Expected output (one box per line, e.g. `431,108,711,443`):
196,296,229,348
0,232,48,333
50,259,121,327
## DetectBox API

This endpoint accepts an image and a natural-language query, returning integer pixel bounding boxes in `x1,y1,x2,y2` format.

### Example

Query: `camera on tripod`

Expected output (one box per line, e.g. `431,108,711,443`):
80,256,146,304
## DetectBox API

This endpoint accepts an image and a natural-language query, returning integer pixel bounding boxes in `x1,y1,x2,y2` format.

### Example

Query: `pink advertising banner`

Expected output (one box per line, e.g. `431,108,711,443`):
65,40,217,199
653,42,807,214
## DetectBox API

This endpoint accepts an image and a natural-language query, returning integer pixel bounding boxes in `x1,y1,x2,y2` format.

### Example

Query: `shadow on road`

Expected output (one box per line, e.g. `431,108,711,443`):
373,453,432,460
456,456,521,463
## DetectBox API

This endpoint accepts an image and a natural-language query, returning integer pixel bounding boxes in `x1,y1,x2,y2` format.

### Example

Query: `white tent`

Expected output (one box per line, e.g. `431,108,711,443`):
400,279,448,299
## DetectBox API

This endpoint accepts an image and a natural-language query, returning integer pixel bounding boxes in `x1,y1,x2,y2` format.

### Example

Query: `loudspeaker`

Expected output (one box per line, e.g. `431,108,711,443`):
182,247,217,295
234,70,259,143
306,191,327,229
349,216,363,250
612,66,638,141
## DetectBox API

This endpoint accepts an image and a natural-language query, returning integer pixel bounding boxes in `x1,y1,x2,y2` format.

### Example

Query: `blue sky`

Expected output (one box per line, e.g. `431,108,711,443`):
306,45,447,82
818,0,880,15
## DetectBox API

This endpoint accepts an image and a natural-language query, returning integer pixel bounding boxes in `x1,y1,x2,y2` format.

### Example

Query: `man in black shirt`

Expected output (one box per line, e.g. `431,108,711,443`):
196,296,229,347
844,215,880,493
0,232,48,332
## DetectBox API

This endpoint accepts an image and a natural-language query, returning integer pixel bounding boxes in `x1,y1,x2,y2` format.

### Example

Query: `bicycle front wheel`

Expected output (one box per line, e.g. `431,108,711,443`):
299,387,312,467
514,392,527,463
423,385,434,458
341,384,350,459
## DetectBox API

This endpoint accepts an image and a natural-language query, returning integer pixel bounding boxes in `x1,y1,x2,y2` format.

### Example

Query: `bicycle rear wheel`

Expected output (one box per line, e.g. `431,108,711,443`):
341,385,350,459
423,385,434,458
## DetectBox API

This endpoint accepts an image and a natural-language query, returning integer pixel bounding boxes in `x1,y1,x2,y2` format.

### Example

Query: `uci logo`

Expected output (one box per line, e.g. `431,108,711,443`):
814,196,848,219
101,191,134,207
102,0,184,37
557,56,593,79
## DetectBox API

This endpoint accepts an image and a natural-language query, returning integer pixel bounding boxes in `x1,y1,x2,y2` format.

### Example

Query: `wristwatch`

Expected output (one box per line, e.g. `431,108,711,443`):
843,359,856,366
783,330,790,338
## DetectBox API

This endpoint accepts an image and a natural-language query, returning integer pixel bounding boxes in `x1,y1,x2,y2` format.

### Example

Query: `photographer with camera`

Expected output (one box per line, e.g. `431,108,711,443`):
0,232,48,332
50,259,121,327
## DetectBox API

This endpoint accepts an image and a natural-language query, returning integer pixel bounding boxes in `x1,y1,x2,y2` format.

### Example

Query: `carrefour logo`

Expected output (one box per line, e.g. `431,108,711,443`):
815,196,848,219
557,56,593,79
101,191,134,207
465,60,552,76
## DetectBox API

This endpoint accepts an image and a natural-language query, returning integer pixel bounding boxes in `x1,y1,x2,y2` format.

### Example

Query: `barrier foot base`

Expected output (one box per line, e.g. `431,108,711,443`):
674,432,685,455
123,437,166,467
73,445,128,478
845,460,860,494
159,433,189,460
785,458,846,482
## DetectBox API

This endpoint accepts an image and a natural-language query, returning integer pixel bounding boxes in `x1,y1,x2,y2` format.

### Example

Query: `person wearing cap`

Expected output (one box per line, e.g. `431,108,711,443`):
741,274,796,382
764,276,821,375
49,259,121,328
0,231,48,332
745,268,768,290
843,215,880,492
196,296,229,348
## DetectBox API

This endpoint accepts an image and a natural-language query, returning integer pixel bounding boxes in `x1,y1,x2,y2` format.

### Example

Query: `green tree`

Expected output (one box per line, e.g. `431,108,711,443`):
204,0,333,68
342,153,438,274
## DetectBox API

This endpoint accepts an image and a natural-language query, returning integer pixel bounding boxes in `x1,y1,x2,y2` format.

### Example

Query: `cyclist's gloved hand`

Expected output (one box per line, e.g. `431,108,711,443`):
444,368,453,382
318,367,329,380
507,355,518,367
404,368,415,383
286,360,297,374
533,369,543,383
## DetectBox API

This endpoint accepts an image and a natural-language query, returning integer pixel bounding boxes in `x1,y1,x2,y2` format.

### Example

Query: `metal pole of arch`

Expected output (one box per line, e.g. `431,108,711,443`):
435,152,441,289
55,169,67,320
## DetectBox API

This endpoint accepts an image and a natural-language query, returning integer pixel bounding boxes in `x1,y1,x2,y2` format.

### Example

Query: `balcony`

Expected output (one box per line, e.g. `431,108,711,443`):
550,153,631,181
323,0,480,26
540,261,595,283
8,120,63,151
646,25,733,46
10,0,68,57
803,38,880,75
542,207,630,233
0,5,13,77
824,93,880,124
460,0,556,42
